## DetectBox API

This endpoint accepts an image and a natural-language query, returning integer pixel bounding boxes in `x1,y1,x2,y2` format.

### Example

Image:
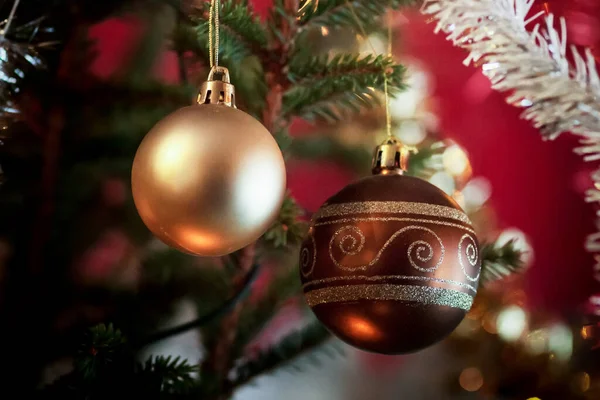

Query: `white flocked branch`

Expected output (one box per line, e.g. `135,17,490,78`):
421,0,600,281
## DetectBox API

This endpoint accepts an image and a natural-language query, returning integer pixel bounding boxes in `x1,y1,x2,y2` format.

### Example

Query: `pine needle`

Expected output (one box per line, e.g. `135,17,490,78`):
480,239,525,285
284,54,405,121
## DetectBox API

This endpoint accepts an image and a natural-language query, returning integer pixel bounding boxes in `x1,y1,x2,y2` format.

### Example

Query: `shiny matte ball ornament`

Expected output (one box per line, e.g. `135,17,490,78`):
300,138,481,354
132,67,286,256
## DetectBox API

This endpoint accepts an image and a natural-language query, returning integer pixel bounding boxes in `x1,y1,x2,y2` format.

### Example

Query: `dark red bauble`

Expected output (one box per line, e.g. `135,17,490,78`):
299,173,481,354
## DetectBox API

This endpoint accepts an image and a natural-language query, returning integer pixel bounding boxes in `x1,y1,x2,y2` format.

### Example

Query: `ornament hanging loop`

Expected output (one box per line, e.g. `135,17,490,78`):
198,65,236,107
207,65,230,83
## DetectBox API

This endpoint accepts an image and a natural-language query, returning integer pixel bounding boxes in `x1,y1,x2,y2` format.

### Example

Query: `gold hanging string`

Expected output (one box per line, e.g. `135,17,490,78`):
384,11,393,137
209,0,220,68
2,0,22,37
344,0,393,137
344,0,377,54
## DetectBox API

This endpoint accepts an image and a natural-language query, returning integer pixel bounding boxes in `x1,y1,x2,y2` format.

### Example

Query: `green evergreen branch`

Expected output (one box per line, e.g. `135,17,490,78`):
480,239,525,285
298,0,417,31
228,322,332,390
267,0,300,49
284,54,405,121
193,0,268,65
405,140,449,178
262,193,308,249
136,356,198,395
182,0,269,116
75,323,128,381
288,53,395,85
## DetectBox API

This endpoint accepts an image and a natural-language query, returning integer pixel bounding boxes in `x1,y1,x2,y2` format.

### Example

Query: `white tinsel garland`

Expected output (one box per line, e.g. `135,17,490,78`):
421,0,600,282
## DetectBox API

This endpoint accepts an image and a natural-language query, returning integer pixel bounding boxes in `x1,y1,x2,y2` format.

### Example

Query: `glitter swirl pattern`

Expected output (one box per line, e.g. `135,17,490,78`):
458,233,480,282
337,226,365,255
329,225,445,273
300,234,317,278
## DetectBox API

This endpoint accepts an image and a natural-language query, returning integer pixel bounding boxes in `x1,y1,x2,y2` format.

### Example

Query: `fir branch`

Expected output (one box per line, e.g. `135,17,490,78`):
287,53,392,85
228,322,333,390
298,0,416,31
135,355,198,395
267,0,301,51
262,193,308,249
181,2,269,116
405,140,450,179
193,0,268,65
284,54,405,121
480,239,525,285
74,323,128,381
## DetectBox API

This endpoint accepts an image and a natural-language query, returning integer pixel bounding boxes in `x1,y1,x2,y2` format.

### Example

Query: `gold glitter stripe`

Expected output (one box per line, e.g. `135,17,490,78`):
314,217,475,234
305,284,473,311
315,201,471,225
302,275,477,293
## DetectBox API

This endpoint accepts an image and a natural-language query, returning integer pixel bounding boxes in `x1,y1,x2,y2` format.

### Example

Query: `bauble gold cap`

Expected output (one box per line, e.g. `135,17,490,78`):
197,66,236,107
371,136,410,175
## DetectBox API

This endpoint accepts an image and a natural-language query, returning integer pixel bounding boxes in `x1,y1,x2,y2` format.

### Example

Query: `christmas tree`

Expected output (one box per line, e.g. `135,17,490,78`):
0,0,530,398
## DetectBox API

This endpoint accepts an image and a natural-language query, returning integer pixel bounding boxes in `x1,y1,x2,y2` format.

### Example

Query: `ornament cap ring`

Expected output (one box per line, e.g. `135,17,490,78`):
197,66,236,107
207,65,231,83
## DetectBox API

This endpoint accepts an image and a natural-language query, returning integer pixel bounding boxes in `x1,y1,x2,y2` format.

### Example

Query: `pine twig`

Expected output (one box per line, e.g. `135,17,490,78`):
193,0,268,65
288,53,396,85
262,193,307,249
136,355,198,395
284,54,405,121
227,322,333,391
74,323,128,381
298,0,417,31
480,239,525,285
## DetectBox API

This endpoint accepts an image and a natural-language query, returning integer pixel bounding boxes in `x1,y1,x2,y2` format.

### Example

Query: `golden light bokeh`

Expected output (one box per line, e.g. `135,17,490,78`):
572,372,591,393
443,144,471,177
459,367,484,392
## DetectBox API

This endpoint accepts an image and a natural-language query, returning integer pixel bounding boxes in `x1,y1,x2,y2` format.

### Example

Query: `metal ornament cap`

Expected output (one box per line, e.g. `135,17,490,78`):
197,66,236,107
371,136,410,175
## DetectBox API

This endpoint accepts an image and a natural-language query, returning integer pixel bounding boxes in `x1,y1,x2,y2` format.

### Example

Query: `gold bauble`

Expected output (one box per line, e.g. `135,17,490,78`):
132,67,286,256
